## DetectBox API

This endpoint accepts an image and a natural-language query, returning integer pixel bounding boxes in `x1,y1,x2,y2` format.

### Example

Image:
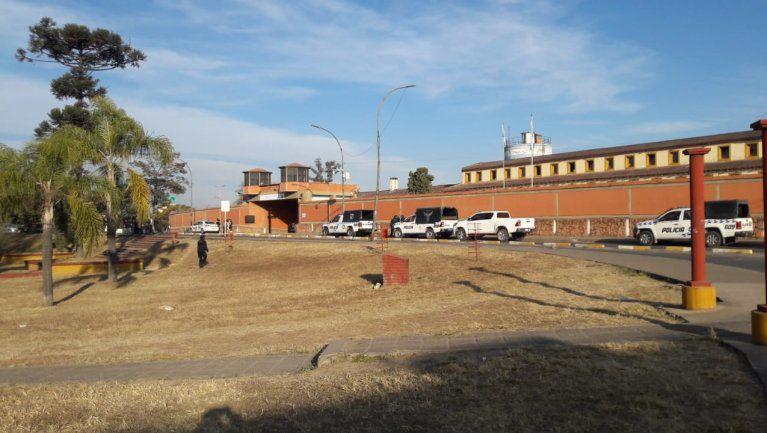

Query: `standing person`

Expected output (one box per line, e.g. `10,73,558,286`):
227,219,233,233
215,218,221,233
197,234,208,268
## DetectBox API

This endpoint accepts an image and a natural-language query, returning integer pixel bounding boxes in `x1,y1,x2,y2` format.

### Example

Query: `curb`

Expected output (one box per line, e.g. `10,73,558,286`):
711,248,754,255
574,243,606,249
617,245,651,251
663,246,691,252
542,242,572,248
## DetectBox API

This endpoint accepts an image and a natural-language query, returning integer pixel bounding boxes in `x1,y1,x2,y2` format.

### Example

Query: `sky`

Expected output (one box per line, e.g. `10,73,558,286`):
0,0,765,207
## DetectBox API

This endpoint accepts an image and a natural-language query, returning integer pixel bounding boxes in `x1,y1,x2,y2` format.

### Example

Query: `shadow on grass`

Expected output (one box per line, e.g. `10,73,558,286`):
169,340,765,433
468,266,679,309
360,273,383,285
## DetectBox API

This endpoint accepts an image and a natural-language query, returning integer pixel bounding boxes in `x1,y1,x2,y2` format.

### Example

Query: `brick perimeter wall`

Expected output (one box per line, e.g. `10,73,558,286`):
170,173,764,238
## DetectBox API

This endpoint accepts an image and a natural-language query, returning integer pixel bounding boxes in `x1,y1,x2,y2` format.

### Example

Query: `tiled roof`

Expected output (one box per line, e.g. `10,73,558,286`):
243,167,271,173
449,158,760,192
280,162,310,168
462,130,761,171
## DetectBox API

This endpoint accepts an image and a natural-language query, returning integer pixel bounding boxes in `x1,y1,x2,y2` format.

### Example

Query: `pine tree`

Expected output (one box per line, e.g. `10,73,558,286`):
16,17,146,137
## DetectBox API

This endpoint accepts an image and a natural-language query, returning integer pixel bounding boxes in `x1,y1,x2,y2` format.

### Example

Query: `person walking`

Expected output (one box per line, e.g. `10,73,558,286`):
197,234,209,268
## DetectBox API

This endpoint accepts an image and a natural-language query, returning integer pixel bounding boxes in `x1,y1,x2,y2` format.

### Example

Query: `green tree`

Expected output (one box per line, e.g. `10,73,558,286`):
310,158,325,182
83,97,174,282
324,160,340,183
16,17,146,137
131,152,187,228
407,167,434,194
0,130,104,306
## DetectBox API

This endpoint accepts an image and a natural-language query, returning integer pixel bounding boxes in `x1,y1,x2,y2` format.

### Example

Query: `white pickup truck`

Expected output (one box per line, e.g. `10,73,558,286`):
634,200,754,247
190,220,219,233
322,210,375,237
392,206,459,239
453,211,536,242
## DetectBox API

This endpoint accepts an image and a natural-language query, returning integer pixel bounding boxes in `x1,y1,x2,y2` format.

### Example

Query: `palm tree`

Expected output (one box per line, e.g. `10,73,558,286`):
83,97,173,282
0,129,104,306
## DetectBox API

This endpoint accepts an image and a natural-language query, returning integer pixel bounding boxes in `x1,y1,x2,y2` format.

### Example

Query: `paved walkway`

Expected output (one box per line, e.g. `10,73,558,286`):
0,325,699,385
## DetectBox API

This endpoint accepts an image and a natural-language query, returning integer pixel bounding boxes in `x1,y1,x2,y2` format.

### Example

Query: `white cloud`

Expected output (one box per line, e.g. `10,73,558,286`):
0,73,59,141
162,0,651,113
628,120,709,136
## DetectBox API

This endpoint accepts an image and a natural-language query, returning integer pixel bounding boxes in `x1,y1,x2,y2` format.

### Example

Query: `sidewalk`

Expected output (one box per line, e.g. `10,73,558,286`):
0,325,697,385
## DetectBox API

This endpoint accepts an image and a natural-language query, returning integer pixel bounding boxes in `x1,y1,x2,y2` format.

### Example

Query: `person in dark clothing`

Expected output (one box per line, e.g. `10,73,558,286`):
197,234,208,268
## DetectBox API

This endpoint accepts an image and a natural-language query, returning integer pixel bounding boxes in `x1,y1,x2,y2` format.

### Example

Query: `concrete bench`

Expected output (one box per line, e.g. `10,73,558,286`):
1,252,74,266
23,257,143,277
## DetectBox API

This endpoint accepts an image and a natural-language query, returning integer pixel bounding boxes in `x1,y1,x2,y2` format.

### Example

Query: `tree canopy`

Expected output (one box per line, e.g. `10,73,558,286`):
407,167,434,194
16,17,146,137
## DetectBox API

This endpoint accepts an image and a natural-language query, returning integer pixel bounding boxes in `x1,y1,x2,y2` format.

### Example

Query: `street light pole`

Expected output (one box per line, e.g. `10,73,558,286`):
374,84,415,232
181,159,194,224
310,124,346,214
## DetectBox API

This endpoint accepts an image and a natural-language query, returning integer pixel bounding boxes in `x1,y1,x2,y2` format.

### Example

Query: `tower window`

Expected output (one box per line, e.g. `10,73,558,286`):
551,164,559,175
505,168,511,178
586,159,594,172
747,143,759,158
475,171,482,182
646,153,657,167
464,172,471,183
605,157,614,170
534,165,542,176
567,161,576,174
518,166,526,178
669,151,680,165
491,170,497,180
625,155,635,168
718,145,730,161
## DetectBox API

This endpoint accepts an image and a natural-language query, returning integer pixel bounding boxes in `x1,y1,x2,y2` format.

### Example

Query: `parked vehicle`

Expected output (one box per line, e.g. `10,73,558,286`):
633,200,754,247
1,223,20,233
453,211,535,242
322,210,375,237
392,207,459,239
190,220,220,233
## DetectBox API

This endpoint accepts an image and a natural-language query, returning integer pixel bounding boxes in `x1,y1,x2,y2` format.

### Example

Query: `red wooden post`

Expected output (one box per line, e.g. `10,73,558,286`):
681,147,716,310
753,119,767,312
684,148,710,286
750,119,767,345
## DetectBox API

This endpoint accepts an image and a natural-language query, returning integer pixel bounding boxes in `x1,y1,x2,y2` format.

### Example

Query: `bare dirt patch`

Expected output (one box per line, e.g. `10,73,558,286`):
0,340,763,432
0,239,681,367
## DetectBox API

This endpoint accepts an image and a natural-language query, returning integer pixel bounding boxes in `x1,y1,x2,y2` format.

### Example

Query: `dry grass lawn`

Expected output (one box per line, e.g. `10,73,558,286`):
0,239,681,367
1,340,764,432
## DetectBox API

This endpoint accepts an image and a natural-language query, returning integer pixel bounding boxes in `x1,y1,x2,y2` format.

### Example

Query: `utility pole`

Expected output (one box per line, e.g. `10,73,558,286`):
373,84,415,232
530,113,535,187
181,159,194,224
310,124,346,213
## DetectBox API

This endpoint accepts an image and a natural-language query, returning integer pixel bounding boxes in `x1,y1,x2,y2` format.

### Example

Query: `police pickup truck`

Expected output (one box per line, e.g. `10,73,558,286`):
453,211,536,243
322,210,375,237
392,206,459,239
634,200,753,247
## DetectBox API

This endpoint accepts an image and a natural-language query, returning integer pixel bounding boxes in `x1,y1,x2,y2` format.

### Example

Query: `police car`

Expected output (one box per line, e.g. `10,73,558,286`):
453,211,535,243
634,200,753,247
322,210,375,237
392,206,459,239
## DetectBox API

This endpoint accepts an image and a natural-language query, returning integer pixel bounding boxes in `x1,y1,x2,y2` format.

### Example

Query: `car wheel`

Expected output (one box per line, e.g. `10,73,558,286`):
637,230,655,246
705,230,722,248
456,228,467,241
347,227,355,238
322,227,329,236
425,228,436,239
497,227,509,243
394,228,403,238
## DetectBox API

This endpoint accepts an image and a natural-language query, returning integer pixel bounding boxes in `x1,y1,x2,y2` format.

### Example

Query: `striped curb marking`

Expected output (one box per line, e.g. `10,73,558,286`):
711,248,754,255
663,246,691,252
618,245,651,251
574,243,606,249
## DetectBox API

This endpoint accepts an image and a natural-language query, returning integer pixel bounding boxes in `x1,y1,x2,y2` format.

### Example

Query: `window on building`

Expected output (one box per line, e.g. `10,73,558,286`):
518,166,526,178
585,159,594,172
625,155,635,168
646,152,657,167
475,171,482,182
718,145,731,161
605,157,614,171
669,150,680,165
551,163,559,175
504,168,511,178
567,161,576,174
747,143,759,158
464,172,471,183
491,170,497,180
535,165,542,176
